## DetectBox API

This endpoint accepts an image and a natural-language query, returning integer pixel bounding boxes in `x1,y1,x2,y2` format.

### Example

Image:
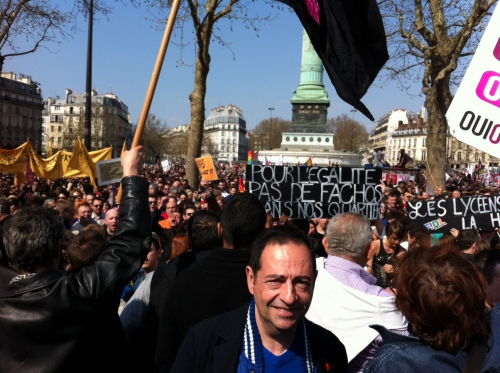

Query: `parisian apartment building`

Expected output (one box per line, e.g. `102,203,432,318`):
42,89,133,157
369,108,499,168
0,72,43,152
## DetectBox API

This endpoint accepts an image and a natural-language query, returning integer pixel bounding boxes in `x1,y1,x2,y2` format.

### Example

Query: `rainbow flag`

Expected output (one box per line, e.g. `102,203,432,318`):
239,177,245,193
303,157,313,167
247,150,253,165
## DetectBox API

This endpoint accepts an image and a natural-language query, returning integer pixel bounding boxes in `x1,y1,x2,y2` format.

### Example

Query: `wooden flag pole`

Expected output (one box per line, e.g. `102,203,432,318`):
115,0,181,202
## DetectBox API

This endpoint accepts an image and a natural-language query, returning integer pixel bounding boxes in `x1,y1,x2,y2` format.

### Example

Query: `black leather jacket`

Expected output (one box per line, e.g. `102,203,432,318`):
0,176,151,373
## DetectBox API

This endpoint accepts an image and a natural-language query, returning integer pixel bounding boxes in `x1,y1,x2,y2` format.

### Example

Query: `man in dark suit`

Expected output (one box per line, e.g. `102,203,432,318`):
170,226,348,373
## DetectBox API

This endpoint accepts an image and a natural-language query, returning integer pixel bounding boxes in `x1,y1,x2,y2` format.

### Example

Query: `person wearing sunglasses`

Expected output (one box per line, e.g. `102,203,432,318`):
92,197,105,225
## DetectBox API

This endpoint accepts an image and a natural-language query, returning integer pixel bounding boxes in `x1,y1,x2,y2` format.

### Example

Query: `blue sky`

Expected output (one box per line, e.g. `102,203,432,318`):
6,1,424,132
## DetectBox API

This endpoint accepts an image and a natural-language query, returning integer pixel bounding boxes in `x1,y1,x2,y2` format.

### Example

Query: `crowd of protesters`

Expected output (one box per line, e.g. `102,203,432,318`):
0,149,499,373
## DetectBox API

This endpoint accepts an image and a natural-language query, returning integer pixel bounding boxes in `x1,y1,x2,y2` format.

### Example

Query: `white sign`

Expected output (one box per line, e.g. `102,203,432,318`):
161,160,171,170
446,5,500,158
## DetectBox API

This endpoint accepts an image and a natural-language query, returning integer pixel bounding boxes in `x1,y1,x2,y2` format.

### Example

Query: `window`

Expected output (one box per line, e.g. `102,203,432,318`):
412,150,416,159
69,128,73,134
50,137,54,143
220,138,224,144
457,152,462,161
70,96,75,103
54,106,61,111
80,107,84,114
422,138,426,146
221,146,224,152
475,153,479,161
232,132,236,137
466,153,470,161
421,150,427,161
233,139,236,144
222,131,225,136
58,126,62,132
398,139,401,147
227,139,230,144
392,151,395,160
57,137,61,144
403,139,406,147
69,117,73,124
414,139,417,147
70,107,73,114
233,146,236,152
50,115,55,123
51,126,54,132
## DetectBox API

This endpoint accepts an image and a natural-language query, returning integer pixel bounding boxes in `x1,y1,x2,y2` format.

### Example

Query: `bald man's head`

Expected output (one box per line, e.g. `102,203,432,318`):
105,208,119,235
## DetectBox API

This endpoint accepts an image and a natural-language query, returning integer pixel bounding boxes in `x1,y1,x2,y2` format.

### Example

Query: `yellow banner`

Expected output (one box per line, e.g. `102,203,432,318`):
0,143,30,172
28,149,69,180
67,137,98,188
64,147,112,178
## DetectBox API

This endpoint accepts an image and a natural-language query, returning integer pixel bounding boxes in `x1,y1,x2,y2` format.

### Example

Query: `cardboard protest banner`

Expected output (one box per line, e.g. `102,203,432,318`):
407,196,500,232
246,165,383,219
96,158,123,186
161,160,171,171
446,5,500,158
0,142,30,172
195,155,218,181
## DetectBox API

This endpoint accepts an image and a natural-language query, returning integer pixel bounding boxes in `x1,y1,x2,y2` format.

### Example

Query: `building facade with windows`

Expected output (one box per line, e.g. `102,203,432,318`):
374,107,499,168
0,72,43,151
42,89,132,157
369,109,411,155
385,111,428,166
204,104,249,161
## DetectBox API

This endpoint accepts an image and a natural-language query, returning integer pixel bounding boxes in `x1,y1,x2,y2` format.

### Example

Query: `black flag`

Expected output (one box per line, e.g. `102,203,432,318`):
276,0,389,121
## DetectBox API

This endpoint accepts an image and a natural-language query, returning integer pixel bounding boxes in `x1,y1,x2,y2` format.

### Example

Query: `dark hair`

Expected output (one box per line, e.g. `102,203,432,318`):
0,199,10,215
384,209,407,225
291,218,309,235
394,245,489,354
386,220,406,240
309,233,327,258
220,193,266,250
406,221,430,249
187,210,221,251
159,229,175,263
457,230,481,252
472,249,491,275
480,249,500,285
67,229,107,269
25,196,46,207
3,207,65,272
249,225,316,276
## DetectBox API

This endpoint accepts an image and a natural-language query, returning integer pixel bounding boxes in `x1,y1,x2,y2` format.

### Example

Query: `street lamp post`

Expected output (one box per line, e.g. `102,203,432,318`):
268,107,275,149
350,109,357,152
